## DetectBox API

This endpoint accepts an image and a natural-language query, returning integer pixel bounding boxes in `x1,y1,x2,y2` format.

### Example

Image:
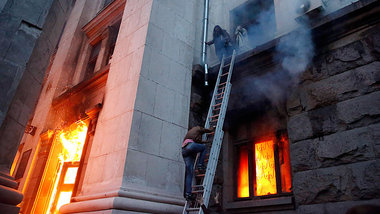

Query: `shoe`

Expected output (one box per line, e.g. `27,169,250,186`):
185,193,196,201
196,166,206,174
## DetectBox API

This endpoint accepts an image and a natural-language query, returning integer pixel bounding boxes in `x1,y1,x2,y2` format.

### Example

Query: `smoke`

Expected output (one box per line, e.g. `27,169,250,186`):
231,1,314,110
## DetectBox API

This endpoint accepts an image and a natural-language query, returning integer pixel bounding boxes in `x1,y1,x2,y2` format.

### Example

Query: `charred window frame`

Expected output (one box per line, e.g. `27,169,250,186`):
105,20,121,65
234,131,292,200
85,41,101,78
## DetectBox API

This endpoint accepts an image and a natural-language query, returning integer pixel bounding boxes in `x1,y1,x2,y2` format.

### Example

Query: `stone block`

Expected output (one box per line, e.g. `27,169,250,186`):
149,1,175,34
159,122,181,161
5,22,41,65
135,77,157,115
124,149,148,185
306,40,376,81
135,113,162,155
147,51,171,86
288,91,380,142
145,154,168,189
153,85,175,122
297,198,380,214
172,93,189,128
291,124,378,172
293,160,380,205
0,61,23,115
337,91,380,126
303,61,380,111
145,23,164,54
287,113,313,142
0,117,24,168
165,159,184,194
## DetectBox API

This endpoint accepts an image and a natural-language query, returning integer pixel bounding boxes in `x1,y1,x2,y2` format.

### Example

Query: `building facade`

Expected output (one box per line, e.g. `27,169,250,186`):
3,0,380,213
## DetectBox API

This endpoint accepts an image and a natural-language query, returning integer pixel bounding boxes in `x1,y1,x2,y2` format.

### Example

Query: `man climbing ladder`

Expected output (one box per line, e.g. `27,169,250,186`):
182,50,236,214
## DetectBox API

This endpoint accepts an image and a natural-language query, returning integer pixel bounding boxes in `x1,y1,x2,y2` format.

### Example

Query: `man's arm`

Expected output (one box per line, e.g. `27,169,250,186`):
205,39,214,45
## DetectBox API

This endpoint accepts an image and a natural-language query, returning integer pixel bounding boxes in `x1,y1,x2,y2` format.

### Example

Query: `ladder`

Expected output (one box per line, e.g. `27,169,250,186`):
183,50,236,214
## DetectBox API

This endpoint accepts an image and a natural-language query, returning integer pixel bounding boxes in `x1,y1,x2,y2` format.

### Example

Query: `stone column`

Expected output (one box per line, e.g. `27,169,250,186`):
60,0,196,213
0,169,23,213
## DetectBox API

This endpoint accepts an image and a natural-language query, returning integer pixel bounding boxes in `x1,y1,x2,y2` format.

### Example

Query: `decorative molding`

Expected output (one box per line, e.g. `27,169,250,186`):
82,0,126,43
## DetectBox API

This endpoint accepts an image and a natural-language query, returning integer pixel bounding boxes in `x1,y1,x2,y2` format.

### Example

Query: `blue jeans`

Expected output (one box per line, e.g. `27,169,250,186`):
182,142,207,196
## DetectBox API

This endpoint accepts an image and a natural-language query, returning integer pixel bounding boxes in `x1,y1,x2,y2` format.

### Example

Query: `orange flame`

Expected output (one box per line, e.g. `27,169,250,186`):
254,140,277,196
59,121,88,162
47,120,88,214
237,146,249,198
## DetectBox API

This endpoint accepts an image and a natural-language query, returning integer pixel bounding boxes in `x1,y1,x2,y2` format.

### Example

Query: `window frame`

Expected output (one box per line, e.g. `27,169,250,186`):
233,131,292,201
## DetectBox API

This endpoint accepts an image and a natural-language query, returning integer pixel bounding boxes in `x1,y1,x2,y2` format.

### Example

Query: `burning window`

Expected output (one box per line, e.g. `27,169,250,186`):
32,120,89,214
236,132,291,199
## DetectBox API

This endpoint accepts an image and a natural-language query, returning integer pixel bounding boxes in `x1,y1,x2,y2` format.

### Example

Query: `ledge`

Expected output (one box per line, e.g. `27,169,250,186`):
52,64,110,106
225,196,294,212
209,0,380,80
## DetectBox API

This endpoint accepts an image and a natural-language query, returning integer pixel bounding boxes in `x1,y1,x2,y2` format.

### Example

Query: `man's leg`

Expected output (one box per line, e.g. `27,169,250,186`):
183,155,195,198
187,143,207,169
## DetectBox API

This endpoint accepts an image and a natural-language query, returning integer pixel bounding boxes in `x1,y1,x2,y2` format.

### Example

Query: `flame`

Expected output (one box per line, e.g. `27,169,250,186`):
59,121,88,162
237,146,249,198
255,140,277,196
48,120,88,213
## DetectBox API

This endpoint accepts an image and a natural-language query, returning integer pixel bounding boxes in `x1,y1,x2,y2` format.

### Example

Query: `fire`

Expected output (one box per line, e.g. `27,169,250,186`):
59,120,88,162
254,140,277,196
47,120,88,214
237,146,249,198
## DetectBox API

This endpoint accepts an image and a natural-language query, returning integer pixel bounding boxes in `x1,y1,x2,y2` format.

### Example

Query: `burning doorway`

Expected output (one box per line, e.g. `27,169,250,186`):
31,120,89,214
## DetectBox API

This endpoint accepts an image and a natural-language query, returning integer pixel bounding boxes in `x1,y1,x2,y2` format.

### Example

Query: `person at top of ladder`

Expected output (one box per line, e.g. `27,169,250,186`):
206,25,234,62
182,126,214,201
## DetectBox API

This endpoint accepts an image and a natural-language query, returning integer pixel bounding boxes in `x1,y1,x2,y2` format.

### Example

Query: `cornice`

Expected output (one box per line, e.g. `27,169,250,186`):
82,0,126,40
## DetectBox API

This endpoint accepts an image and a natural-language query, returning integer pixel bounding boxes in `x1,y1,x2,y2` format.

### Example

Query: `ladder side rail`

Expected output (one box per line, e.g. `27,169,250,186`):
225,50,236,86
202,53,234,190
203,56,225,135
202,82,231,208
182,201,188,214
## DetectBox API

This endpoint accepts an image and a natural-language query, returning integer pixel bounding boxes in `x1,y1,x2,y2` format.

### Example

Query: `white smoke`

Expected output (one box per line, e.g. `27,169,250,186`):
233,2,315,107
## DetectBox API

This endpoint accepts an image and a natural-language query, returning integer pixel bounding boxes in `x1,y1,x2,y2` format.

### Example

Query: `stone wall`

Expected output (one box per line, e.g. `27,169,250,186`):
287,24,380,213
0,0,74,170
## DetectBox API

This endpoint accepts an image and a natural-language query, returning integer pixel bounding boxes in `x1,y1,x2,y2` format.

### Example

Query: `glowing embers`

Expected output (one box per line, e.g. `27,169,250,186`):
254,140,276,196
237,145,250,198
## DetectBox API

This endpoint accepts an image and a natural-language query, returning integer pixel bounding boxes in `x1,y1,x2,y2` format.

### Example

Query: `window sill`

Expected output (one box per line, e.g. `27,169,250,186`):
225,196,294,212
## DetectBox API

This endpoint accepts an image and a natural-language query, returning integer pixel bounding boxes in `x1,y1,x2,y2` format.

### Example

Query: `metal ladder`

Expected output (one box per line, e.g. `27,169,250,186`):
183,50,236,214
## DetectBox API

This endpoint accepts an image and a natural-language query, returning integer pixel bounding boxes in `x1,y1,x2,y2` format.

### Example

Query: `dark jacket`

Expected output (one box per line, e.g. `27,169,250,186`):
183,126,213,143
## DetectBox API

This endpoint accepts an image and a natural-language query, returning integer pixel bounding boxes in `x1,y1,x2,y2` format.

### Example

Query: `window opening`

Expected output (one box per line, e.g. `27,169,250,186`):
86,42,101,77
235,132,291,199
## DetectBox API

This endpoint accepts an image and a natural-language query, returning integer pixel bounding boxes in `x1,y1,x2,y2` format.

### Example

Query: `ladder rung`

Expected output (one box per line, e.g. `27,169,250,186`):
211,114,219,118
213,103,222,107
192,185,203,189
218,82,226,87
186,208,200,212
220,72,229,77
192,189,204,193
196,173,205,178
216,91,225,97
206,132,215,135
